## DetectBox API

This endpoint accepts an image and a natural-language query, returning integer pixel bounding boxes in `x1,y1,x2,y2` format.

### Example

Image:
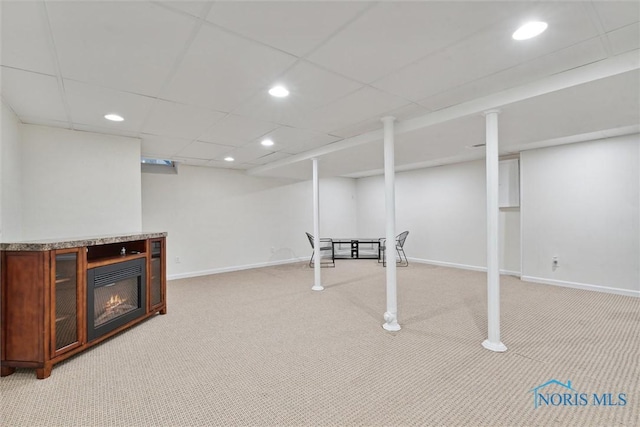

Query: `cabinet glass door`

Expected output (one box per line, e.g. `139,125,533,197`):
52,250,82,355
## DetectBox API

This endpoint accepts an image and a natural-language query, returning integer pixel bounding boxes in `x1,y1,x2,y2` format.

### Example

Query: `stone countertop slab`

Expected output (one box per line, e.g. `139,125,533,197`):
0,232,167,251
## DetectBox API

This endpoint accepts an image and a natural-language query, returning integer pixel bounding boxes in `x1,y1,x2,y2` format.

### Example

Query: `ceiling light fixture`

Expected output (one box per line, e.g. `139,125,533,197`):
224,156,235,162
104,113,124,122
261,138,274,147
512,21,548,40
268,85,289,98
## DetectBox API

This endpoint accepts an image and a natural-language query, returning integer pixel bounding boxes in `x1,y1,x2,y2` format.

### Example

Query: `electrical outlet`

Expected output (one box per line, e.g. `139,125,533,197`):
270,247,276,253
552,256,558,269
175,256,181,264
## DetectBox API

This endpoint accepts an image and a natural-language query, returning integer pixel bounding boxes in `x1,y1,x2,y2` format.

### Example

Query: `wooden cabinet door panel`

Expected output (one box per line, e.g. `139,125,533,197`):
2,252,48,363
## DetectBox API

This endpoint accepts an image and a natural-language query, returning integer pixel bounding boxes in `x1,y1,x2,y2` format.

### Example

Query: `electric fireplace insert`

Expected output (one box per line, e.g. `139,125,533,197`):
86,258,146,342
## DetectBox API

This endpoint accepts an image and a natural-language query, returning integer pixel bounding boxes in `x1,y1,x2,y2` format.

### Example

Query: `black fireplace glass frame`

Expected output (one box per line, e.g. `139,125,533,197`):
86,258,146,342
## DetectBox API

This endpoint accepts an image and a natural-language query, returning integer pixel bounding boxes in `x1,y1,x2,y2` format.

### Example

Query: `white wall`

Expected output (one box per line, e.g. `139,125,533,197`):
356,160,521,273
142,164,357,278
0,101,22,241
19,125,142,239
499,208,520,275
521,135,639,295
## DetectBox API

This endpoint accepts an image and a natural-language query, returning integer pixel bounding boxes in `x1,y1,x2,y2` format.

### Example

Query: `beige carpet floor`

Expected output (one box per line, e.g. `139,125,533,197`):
1,261,638,426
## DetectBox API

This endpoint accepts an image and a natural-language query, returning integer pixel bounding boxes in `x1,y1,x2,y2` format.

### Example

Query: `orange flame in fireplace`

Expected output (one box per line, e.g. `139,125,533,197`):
105,294,126,311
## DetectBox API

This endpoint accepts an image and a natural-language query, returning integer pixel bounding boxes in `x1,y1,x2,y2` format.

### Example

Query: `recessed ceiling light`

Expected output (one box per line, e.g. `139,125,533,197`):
261,138,274,147
104,113,124,122
512,21,548,40
224,156,235,162
268,85,289,98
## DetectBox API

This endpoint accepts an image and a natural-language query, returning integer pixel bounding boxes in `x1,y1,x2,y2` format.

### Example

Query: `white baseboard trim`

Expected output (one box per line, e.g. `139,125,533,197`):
407,257,521,277
168,257,307,281
521,275,640,298
167,257,638,298
499,269,522,277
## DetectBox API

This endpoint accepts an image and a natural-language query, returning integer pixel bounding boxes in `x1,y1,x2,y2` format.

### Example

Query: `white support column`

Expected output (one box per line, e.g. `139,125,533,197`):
311,158,323,291
482,110,507,352
381,116,400,332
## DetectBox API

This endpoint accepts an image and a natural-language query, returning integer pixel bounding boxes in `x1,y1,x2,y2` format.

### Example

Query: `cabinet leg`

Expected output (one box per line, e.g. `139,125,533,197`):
159,307,167,315
1,366,16,377
36,363,52,379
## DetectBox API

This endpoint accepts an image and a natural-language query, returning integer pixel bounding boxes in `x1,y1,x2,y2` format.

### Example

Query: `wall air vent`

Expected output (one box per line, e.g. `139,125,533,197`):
141,157,178,174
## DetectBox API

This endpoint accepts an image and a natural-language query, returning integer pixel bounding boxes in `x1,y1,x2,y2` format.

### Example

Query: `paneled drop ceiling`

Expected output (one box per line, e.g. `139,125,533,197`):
1,1,638,180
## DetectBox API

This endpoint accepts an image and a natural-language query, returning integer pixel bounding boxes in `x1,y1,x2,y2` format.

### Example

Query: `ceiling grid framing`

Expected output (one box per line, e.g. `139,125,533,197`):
41,1,73,129
0,1,637,178
137,1,217,141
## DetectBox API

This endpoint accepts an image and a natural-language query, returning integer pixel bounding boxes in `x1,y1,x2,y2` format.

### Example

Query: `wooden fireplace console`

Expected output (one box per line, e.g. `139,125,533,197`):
1,232,167,379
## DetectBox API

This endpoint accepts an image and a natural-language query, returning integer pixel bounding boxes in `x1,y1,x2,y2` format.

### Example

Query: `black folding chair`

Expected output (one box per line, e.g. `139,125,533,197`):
379,231,409,267
305,232,335,267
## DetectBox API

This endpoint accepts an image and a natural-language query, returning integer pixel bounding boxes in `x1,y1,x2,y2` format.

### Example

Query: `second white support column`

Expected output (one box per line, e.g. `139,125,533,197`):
482,110,506,352
382,116,400,331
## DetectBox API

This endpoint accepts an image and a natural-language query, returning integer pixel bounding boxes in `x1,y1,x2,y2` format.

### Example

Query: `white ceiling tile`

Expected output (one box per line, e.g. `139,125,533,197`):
159,1,210,18
176,141,233,160
47,1,195,96
1,67,67,122
233,60,364,125
249,151,293,166
141,134,193,158
0,1,56,75
372,53,456,103
64,79,155,133
278,133,342,155
499,2,603,61
292,86,409,134
375,4,602,103
249,127,341,155
163,24,297,111
173,156,211,166
198,113,278,146
207,1,371,57
418,37,608,112
142,99,226,140
592,1,640,32
607,23,640,55
260,126,338,150
223,145,276,164
307,1,524,84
